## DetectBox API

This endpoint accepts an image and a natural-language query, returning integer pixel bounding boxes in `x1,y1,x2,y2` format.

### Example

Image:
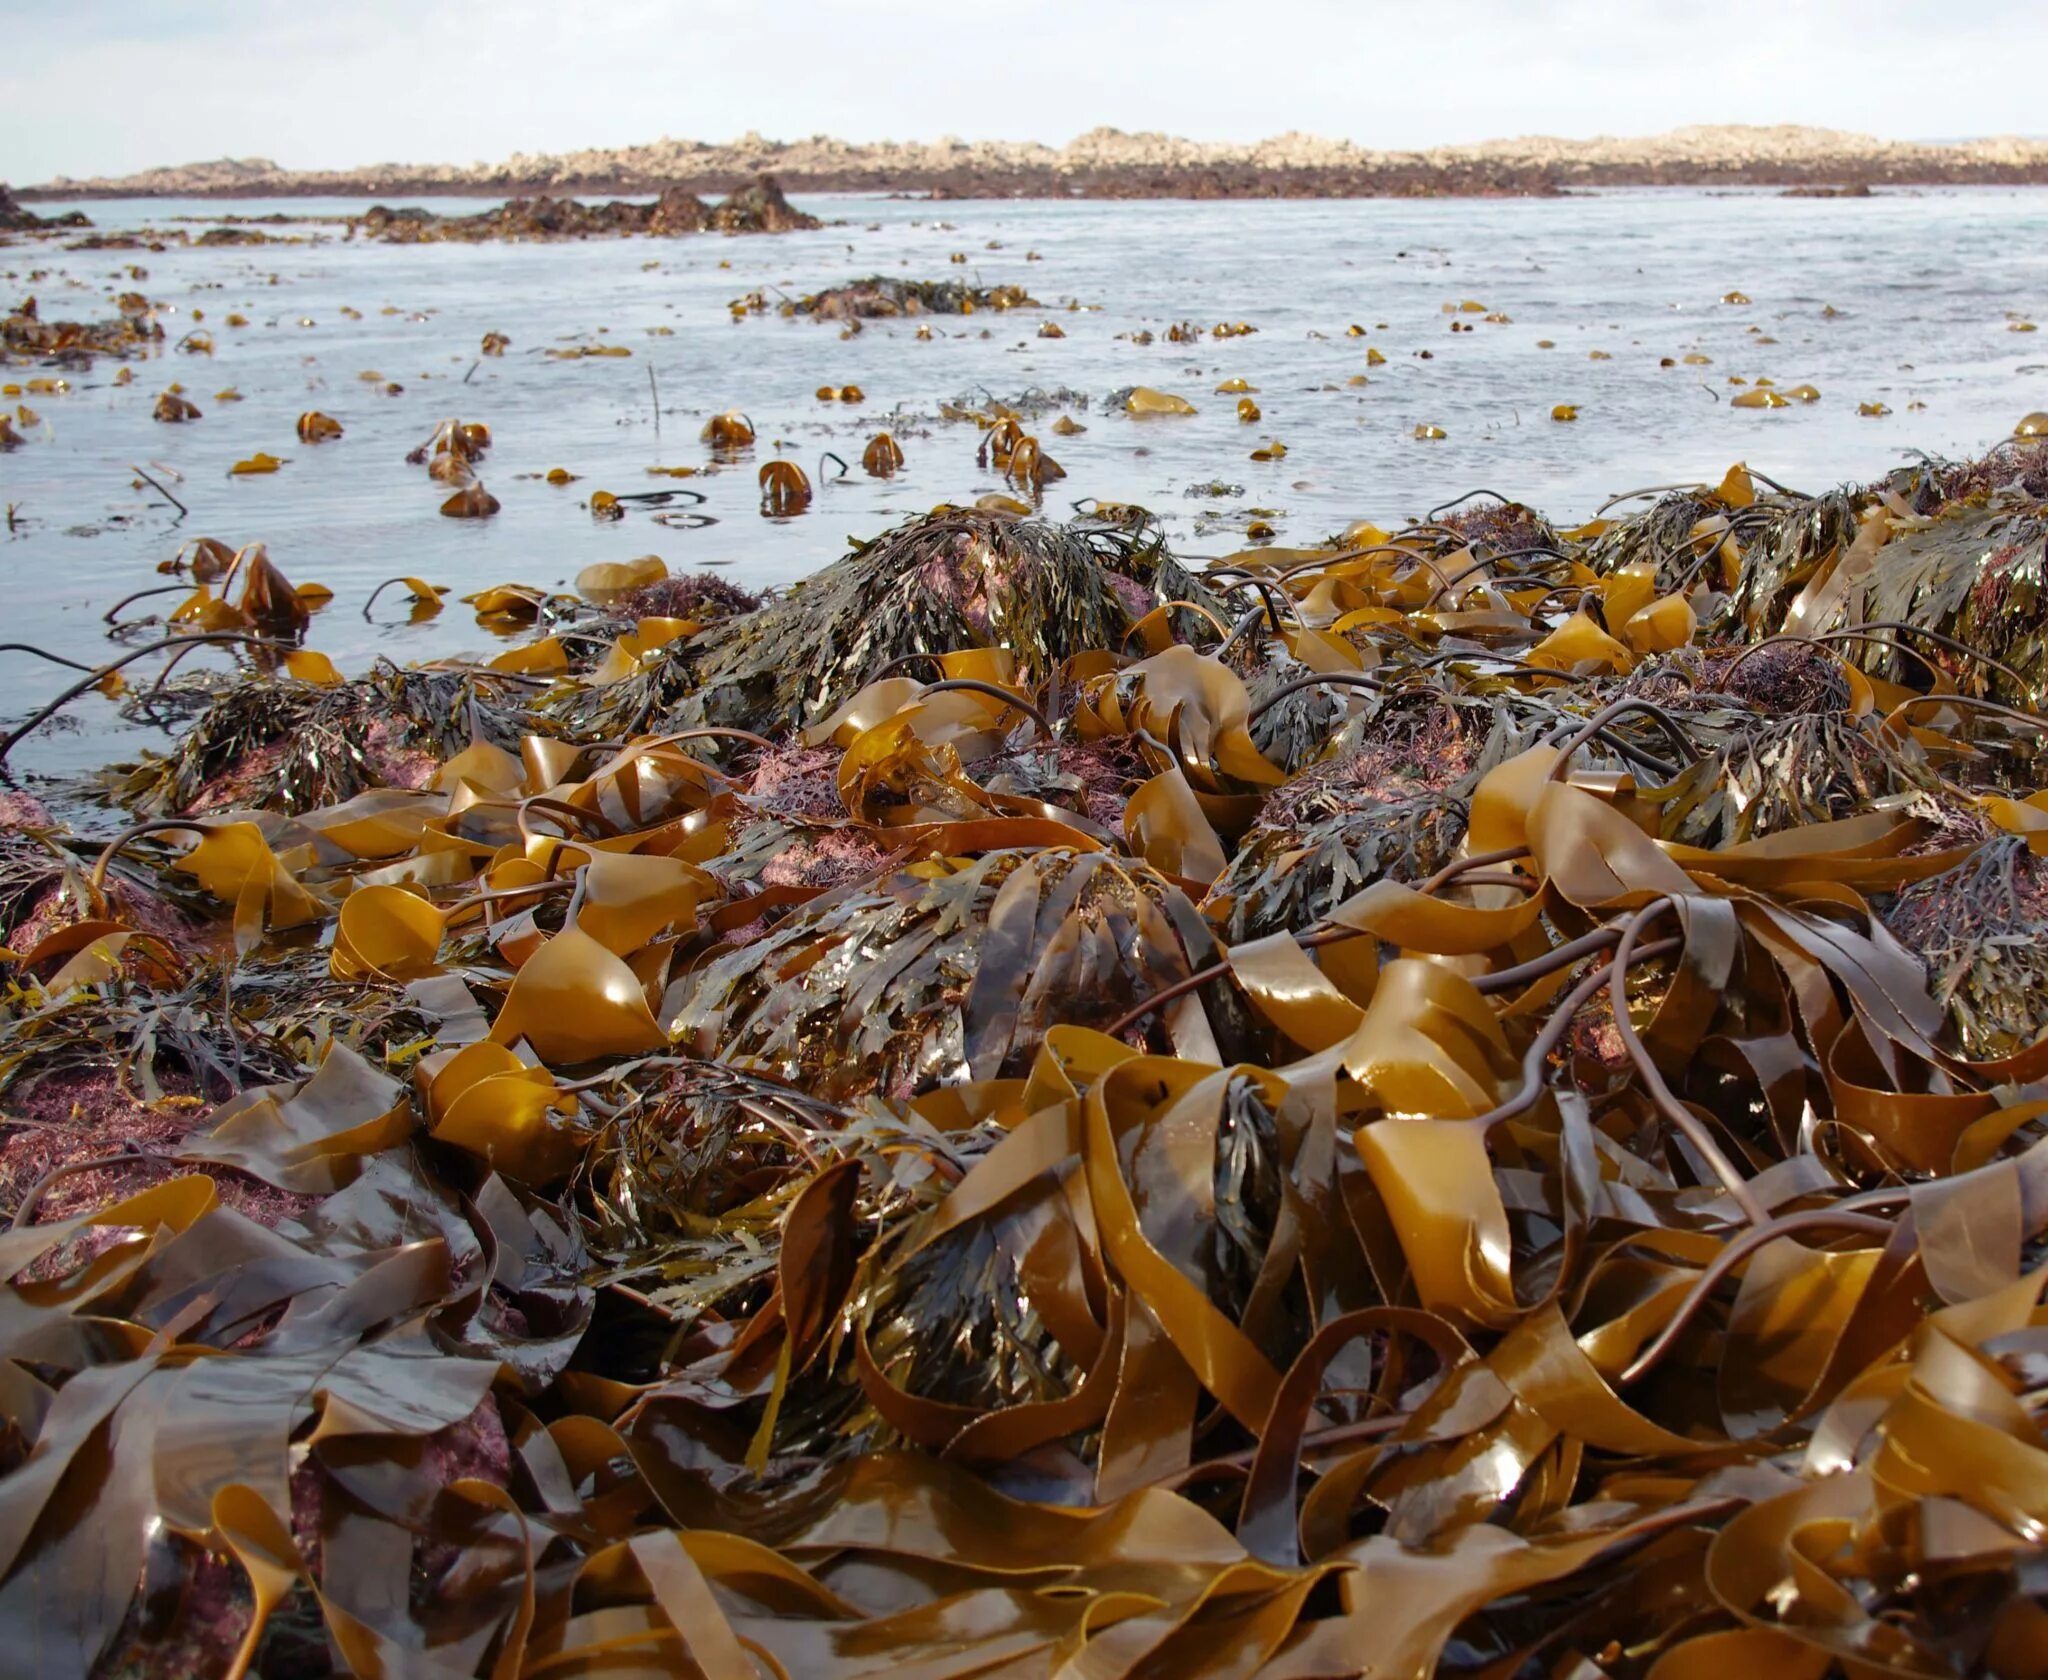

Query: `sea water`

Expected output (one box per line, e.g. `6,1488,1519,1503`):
2,186,2044,779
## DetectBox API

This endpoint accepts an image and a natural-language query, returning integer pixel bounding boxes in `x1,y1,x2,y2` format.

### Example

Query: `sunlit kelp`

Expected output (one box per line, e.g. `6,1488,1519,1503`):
12,441,2048,1678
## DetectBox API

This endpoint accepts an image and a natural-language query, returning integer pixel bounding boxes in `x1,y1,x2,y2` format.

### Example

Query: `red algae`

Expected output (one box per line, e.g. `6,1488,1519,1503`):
619,570,764,622
0,1068,313,1232
743,744,846,821
0,791,55,830
756,823,901,889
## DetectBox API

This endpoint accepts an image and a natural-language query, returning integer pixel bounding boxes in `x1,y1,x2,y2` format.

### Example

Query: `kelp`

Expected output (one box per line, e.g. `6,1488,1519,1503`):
672,847,1241,1102
14,440,2048,1680
2,293,160,363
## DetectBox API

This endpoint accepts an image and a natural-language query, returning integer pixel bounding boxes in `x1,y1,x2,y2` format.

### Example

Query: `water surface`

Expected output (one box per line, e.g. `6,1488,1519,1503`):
4,186,2045,780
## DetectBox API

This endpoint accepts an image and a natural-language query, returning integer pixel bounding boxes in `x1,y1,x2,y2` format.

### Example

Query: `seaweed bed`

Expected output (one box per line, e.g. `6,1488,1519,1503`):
7,435,2048,1677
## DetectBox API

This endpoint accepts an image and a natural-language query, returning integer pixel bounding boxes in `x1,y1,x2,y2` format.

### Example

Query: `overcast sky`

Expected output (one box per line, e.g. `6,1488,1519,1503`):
3,0,2039,182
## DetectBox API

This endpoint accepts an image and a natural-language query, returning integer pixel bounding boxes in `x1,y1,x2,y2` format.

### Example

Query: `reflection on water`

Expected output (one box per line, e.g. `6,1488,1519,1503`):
3,186,2045,779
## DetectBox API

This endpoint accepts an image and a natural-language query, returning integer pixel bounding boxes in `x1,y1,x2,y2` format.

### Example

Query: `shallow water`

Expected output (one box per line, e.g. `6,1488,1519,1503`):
3,185,2045,782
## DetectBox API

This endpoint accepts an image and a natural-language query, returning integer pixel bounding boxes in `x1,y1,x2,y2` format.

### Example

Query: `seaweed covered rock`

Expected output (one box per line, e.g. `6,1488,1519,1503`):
792,276,1040,319
116,665,536,815
1584,446,2048,665
705,173,818,232
862,1064,1296,1428
644,183,712,233
610,568,763,625
352,203,440,242
672,847,1237,1102
558,506,1212,739
1884,831,2048,1061
1650,686,1947,848
353,176,808,243
192,224,278,246
1431,493,1564,557
1787,499,2048,707
1207,698,1481,940
0,186,88,234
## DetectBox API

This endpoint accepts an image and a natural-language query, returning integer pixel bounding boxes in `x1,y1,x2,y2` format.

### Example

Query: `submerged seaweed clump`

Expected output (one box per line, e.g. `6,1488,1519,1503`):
792,274,1041,318
14,444,2048,1678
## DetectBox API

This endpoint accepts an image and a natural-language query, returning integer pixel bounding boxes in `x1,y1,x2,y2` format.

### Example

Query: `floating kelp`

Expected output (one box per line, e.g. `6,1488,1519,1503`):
12,437,2048,1679
2,291,160,362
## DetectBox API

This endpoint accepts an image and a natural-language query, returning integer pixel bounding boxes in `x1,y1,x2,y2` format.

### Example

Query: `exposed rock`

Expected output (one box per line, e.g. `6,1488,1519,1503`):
703,174,818,232
351,177,810,243
0,183,89,231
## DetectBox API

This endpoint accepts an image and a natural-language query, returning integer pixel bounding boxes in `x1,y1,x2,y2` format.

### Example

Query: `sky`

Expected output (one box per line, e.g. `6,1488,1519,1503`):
2,0,2040,183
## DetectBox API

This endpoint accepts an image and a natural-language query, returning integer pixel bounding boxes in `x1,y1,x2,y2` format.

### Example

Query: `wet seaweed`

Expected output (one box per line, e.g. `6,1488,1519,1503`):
7,435,2048,1680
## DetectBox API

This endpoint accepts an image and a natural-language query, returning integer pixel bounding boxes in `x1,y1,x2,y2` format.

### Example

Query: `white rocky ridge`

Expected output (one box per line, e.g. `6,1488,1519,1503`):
30,123,2048,194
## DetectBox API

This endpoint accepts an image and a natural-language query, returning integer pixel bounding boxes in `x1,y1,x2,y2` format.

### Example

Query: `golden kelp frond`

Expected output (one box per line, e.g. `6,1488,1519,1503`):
12,442,2048,1678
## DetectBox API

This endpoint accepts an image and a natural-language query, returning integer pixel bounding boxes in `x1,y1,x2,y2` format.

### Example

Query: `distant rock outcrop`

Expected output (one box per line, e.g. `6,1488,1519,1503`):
0,184,90,232
25,126,2048,202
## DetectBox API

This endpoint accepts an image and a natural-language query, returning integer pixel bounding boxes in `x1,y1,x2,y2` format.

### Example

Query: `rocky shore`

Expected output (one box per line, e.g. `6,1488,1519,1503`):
22,123,2048,201
0,182,88,228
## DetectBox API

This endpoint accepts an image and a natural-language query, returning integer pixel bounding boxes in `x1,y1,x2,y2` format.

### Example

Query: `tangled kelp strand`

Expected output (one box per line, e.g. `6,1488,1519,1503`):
12,443,2048,1676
